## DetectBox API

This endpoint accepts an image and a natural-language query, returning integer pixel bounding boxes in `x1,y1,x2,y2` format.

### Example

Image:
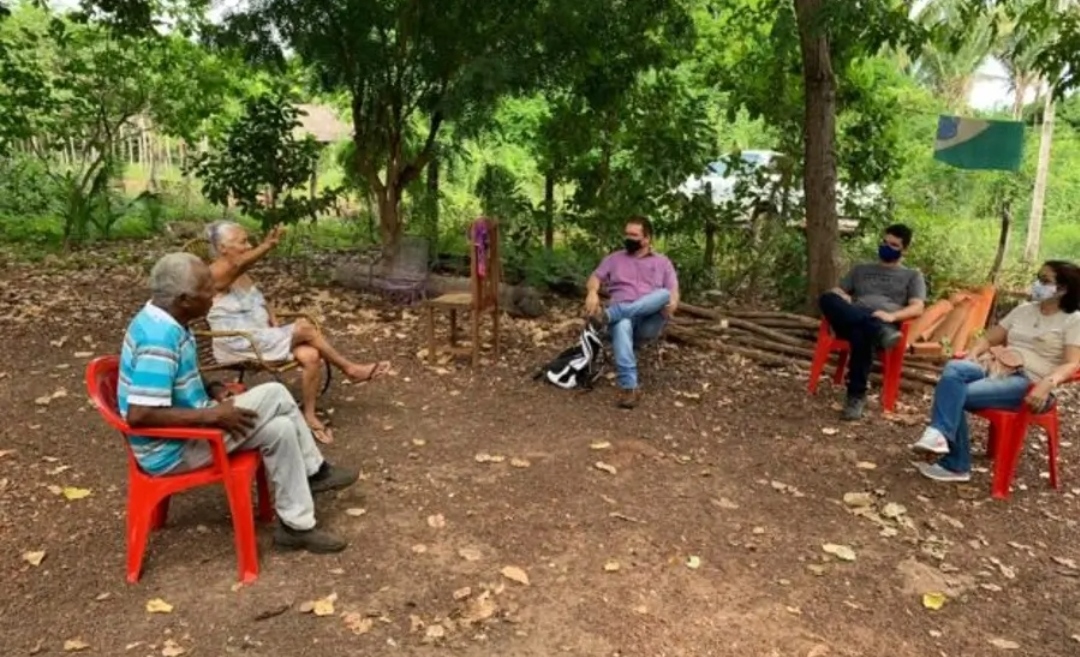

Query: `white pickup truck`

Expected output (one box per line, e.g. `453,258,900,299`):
675,150,884,233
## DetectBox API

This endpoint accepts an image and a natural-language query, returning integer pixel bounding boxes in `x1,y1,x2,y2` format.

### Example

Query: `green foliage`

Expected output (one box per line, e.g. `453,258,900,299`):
0,9,156,244
191,92,338,229
5,0,1080,311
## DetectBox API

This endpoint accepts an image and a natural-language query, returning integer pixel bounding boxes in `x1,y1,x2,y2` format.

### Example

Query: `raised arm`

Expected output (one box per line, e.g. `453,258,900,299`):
209,226,284,292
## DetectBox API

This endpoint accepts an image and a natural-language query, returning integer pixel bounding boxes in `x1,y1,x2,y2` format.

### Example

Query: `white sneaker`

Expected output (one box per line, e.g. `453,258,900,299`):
910,427,949,455
916,462,971,483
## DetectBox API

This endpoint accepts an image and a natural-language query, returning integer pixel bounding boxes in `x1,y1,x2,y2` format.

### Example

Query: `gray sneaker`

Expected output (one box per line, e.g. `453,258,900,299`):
308,463,360,494
877,325,902,350
273,524,347,553
916,462,971,483
841,395,866,421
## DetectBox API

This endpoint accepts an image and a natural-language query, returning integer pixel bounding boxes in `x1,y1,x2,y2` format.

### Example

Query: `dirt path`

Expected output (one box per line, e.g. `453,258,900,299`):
1,248,1079,657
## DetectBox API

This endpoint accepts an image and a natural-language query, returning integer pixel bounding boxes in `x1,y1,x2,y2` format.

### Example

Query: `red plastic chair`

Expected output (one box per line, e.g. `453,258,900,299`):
807,318,912,412
972,371,1080,500
84,356,273,583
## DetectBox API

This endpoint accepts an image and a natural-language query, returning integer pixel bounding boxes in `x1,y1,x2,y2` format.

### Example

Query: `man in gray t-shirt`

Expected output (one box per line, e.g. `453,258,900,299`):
819,224,926,420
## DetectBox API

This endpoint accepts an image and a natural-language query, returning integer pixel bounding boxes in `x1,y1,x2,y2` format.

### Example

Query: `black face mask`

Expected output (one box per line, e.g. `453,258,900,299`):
624,238,643,254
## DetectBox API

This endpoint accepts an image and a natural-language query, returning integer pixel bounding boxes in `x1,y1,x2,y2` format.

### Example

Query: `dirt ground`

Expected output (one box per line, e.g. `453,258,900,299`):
1,243,1079,657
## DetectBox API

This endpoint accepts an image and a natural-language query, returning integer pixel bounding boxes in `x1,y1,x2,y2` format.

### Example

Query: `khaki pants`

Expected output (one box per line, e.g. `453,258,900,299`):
175,382,323,530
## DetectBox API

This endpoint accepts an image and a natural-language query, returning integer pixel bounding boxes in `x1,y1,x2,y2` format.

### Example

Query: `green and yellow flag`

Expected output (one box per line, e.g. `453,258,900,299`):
934,116,1025,171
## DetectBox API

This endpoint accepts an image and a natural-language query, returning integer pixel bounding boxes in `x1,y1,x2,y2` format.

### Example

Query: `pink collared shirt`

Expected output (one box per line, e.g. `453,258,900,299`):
593,250,678,304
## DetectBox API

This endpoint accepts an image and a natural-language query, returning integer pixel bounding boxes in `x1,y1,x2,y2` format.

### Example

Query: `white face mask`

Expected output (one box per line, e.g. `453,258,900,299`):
1031,281,1058,302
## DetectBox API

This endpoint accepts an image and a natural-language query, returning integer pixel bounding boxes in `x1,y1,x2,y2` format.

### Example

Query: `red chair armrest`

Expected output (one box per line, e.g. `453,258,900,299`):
124,426,226,441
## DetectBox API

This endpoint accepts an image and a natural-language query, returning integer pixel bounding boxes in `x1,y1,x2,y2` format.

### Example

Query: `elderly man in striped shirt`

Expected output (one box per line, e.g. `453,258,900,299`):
118,252,357,553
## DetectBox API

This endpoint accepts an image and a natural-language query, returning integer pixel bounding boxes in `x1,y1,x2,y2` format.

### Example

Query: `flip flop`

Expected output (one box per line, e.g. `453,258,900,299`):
351,361,391,383
308,422,335,445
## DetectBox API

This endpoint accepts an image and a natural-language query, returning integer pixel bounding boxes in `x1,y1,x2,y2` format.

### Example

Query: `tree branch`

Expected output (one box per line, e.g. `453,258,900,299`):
396,110,444,191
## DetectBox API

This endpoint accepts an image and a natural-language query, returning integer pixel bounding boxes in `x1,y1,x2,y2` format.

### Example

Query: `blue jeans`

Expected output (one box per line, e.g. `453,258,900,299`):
930,360,1031,473
607,289,670,390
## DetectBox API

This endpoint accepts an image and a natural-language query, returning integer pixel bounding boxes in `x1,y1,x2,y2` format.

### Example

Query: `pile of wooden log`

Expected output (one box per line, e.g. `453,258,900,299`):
666,303,942,390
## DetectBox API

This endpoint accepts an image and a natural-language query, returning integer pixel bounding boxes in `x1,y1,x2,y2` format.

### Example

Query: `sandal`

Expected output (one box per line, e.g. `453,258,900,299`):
307,420,335,445
349,361,391,383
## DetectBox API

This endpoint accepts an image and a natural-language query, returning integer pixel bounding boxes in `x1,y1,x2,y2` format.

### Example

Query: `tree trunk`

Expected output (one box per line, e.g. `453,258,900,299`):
543,170,555,251
1011,75,1028,120
703,222,717,270
426,154,440,245
376,185,403,271
989,200,1011,284
794,0,840,312
1024,87,1055,263
148,132,160,192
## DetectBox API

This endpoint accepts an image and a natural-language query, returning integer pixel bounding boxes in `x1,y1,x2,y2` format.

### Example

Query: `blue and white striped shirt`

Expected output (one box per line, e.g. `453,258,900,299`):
118,303,212,475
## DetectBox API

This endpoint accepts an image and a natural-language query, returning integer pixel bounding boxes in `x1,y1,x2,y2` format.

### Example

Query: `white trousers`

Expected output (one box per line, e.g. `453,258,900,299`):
175,382,323,530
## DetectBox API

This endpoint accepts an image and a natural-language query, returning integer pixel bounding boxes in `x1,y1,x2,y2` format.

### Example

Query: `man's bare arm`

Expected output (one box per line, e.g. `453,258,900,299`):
586,275,601,295
890,299,925,323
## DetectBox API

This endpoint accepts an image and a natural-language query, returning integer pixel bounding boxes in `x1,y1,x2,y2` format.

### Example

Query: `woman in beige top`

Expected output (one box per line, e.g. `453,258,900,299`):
909,260,1080,482
206,221,390,444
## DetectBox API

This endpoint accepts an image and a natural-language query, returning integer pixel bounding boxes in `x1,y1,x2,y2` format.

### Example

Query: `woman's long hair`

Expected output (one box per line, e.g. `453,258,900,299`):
1045,260,1080,313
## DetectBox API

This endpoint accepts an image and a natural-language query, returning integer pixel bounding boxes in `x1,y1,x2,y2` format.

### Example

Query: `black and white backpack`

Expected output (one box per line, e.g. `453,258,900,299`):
534,323,606,390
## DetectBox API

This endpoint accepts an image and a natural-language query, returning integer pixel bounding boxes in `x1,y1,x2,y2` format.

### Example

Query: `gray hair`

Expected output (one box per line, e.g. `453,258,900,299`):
206,221,244,258
149,253,205,306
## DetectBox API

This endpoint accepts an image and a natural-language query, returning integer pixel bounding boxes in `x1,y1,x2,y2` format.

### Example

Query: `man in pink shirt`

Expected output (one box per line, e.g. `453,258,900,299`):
585,216,680,408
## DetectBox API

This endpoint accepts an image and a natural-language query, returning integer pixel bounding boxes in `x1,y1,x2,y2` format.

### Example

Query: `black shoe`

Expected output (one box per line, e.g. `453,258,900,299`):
841,395,866,421
877,325,902,350
308,463,360,494
273,524,347,553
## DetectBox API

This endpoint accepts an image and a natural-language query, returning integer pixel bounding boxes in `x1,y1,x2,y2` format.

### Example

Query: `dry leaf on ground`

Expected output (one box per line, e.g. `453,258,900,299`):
922,592,946,610
988,638,1020,650
501,565,530,585
823,543,857,562
460,590,497,624
594,461,617,475
299,593,337,616
712,497,740,509
458,546,482,562
604,560,621,572
63,639,90,652
843,492,874,508
146,598,173,614
344,507,367,517
61,487,92,501
161,639,186,656
343,612,374,635
22,550,46,567
423,624,446,643
590,441,612,450
881,503,907,519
